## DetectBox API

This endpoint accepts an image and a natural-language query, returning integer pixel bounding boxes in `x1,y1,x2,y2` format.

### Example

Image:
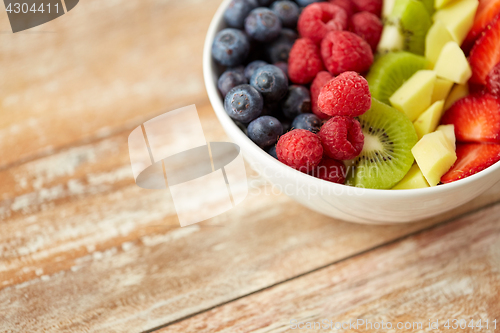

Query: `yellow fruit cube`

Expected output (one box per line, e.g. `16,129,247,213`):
434,41,472,84
389,70,436,121
444,83,469,110
431,78,454,103
414,100,445,140
392,164,430,189
433,0,479,44
425,20,454,66
436,124,456,150
412,131,457,186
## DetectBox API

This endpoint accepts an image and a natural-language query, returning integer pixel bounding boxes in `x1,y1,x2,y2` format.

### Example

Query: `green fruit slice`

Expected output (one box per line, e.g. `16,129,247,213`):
347,98,418,190
389,0,432,55
366,51,430,105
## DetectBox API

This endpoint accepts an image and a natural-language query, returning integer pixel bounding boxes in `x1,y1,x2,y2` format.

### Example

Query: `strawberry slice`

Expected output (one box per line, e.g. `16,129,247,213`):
441,143,500,183
469,14,500,85
441,94,500,143
462,0,500,54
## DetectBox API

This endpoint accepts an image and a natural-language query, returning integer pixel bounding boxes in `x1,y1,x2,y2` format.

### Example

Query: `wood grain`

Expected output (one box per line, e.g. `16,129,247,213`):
159,203,500,333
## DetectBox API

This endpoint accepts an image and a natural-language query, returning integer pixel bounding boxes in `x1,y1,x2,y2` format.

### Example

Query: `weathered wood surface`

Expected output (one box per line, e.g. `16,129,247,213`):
1,0,500,332
160,203,500,333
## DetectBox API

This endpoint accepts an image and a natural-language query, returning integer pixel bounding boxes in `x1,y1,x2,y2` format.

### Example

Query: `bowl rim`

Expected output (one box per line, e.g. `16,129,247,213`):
202,0,500,198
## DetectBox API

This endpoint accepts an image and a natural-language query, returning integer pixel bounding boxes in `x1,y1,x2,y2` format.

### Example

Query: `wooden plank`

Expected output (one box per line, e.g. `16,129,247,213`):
1,115,500,332
0,0,222,168
159,203,500,333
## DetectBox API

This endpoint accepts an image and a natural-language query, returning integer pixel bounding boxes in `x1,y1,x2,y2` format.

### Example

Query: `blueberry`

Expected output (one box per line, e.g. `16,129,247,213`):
267,145,278,159
257,0,276,5
247,116,283,148
224,84,263,123
271,1,300,28
218,67,248,97
265,28,297,63
224,0,259,29
295,0,324,6
274,62,288,78
212,28,250,67
245,8,282,42
281,85,311,119
292,113,322,133
250,64,288,103
244,60,268,81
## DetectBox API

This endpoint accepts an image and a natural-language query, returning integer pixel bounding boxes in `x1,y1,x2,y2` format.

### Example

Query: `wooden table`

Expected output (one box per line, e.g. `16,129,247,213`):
1,0,499,332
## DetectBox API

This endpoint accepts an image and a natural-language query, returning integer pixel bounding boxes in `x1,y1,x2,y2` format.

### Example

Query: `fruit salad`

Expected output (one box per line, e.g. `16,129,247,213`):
212,0,500,190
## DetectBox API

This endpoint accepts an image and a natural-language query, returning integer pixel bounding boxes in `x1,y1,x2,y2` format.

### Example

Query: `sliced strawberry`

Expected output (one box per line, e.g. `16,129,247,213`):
441,143,500,183
462,0,500,54
469,14,500,85
441,94,500,143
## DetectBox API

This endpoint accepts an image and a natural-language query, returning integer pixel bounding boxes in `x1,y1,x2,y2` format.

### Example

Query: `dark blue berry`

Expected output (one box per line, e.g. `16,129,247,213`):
247,116,283,148
267,145,278,159
292,113,322,133
295,0,324,6
212,28,250,67
281,85,311,119
274,62,288,78
257,0,276,5
218,67,248,97
245,8,282,42
250,64,288,103
244,60,268,81
224,0,259,29
224,84,263,123
271,1,300,28
265,29,297,63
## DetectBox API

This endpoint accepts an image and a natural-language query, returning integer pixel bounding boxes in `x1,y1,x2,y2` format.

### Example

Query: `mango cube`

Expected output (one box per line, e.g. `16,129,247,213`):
436,124,456,149
433,0,479,44
425,20,454,66
392,164,430,189
444,83,469,110
414,100,445,140
412,131,457,186
389,70,436,121
434,41,472,84
431,78,454,103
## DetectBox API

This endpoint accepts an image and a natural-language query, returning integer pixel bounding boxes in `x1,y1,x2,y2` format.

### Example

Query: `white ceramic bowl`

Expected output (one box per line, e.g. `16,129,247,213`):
203,0,500,224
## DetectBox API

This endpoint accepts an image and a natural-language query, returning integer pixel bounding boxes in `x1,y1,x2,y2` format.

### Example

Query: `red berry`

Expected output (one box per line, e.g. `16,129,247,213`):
288,38,325,84
298,3,348,44
310,71,334,120
277,129,324,172
311,158,347,184
329,0,357,18
319,116,364,160
487,62,500,97
351,0,382,17
441,143,500,184
462,0,500,55
441,94,500,143
318,71,371,117
469,14,500,85
349,11,383,52
321,31,373,76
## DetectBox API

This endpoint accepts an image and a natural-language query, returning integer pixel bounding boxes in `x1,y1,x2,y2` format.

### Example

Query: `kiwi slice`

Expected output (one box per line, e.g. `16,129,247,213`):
380,0,432,56
347,99,418,190
366,52,430,105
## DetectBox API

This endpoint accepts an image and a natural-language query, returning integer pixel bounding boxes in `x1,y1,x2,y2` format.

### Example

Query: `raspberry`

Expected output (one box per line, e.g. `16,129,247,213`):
321,31,373,75
288,38,325,84
318,71,371,117
310,71,334,120
319,116,364,160
351,0,382,17
310,158,347,184
276,129,324,172
297,3,348,44
349,11,383,52
487,62,500,97
329,0,357,18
